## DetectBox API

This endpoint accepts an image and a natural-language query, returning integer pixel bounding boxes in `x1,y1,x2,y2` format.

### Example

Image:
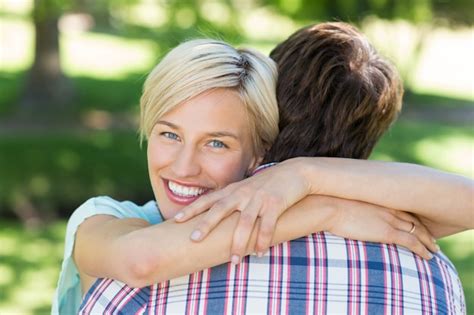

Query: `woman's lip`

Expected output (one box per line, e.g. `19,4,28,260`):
162,179,209,206
163,177,208,189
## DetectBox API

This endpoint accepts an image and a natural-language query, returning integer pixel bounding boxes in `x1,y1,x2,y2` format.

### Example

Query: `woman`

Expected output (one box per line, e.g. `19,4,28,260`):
53,38,280,314
53,38,454,314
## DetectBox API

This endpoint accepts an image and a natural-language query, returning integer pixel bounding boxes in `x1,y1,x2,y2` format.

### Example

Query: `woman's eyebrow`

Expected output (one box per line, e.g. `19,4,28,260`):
207,131,239,139
156,120,180,130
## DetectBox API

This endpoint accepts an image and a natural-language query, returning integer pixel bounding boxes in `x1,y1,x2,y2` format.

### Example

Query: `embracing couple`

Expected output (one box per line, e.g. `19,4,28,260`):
53,22,472,314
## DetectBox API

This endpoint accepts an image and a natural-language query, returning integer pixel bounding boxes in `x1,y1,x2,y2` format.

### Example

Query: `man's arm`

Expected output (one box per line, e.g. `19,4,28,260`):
74,195,435,288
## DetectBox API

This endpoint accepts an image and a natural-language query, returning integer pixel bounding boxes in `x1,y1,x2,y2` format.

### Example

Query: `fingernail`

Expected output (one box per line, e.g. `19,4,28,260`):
190,230,201,241
231,255,240,265
174,212,184,220
432,237,437,243
427,252,433,259
435,244,440,252
257,251,263,257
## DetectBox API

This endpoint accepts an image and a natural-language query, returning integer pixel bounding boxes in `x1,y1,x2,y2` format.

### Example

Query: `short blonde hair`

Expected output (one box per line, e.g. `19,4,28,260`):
139,39,279,156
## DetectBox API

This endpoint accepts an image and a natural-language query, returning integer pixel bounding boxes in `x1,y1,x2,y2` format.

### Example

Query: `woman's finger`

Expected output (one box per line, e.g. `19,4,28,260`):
411,222,439,254
230,199,261,264
190,198,238,241
395,212,438,253
175,189,226,222
254,213,277,256
389,228,433,260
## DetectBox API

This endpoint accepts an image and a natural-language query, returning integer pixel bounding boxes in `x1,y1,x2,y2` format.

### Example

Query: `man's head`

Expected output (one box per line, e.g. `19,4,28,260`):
264,22,403,163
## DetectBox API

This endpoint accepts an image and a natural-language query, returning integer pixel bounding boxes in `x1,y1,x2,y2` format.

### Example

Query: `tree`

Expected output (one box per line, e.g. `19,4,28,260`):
20,0,74,113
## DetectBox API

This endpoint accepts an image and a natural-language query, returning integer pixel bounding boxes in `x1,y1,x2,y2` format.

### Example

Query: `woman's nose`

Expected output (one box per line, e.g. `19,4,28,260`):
170,146,201,178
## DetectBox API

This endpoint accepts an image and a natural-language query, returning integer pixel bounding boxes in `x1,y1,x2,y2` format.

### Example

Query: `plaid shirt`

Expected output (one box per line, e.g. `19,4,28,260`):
79,232,465,315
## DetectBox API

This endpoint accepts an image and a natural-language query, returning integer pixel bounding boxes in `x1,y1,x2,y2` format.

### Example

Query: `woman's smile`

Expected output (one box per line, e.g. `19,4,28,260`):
163,179,210,206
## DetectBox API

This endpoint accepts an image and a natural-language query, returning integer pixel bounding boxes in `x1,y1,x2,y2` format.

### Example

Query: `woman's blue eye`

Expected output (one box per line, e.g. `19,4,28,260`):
209,140,227,148
161,132,179,140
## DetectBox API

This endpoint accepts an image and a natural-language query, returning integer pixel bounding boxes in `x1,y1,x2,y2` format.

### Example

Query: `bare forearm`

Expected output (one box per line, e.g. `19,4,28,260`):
133,197,333,285
295,157,473,230
416,215,469,238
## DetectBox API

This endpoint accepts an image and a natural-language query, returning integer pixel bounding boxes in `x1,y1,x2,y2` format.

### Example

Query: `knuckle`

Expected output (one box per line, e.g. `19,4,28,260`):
240,212,256,226
405,236,418,249
388,208,397,216
259,225,274,238
379,211,392,222
197,193,213,206
236,186,253,198
383,228,396,243
253,189,272,204
266,195,283,208
383,232,393,244
197,219,211,231
385,214,398,226
232,241,245,255
212,199,230,212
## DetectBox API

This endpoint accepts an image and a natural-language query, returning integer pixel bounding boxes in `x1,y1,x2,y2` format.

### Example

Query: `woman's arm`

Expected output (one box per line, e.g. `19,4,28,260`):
74,195,435,288
298,157,473,228
176,157,472,259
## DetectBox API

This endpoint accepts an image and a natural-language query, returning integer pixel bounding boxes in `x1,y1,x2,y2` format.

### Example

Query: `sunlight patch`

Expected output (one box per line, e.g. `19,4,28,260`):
62,33,157,79
0,18,34,72
415,135,474,177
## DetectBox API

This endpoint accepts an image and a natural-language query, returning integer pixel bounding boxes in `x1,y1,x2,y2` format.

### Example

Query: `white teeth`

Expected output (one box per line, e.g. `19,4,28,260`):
168,181,206,197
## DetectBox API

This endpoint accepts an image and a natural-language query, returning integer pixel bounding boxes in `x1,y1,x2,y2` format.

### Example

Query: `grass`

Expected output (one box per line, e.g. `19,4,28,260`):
0,220,66,315
373,120,474,177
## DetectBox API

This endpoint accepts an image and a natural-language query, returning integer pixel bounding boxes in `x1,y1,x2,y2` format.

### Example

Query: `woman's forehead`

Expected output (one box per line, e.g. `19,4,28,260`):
159,88,253,140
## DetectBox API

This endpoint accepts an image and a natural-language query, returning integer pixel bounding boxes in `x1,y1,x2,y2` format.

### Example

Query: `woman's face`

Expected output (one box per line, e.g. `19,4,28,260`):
147,88,260,219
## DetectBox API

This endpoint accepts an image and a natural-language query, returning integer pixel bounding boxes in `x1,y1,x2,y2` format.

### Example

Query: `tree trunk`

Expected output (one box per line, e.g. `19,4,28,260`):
20,0,74,113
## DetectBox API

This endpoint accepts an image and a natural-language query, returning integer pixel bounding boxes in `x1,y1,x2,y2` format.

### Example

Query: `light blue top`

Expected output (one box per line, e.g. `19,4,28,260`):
51,196,163,315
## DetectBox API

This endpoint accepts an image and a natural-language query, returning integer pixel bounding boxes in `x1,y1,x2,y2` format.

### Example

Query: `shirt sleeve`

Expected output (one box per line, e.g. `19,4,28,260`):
51,196,162,315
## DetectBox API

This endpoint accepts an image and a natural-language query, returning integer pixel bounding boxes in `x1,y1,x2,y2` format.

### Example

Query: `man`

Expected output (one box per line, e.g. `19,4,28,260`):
77,22,466,314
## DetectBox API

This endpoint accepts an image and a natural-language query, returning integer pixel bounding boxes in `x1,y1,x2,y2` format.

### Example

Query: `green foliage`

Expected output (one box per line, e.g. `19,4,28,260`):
432,0,474,25
0,72,22,115
74,74,145,112
0,131,151,218
266,0,472,25
33,0,72,20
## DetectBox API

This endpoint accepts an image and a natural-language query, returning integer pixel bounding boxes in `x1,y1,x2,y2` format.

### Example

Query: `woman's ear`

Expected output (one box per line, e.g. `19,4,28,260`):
247,154,264,176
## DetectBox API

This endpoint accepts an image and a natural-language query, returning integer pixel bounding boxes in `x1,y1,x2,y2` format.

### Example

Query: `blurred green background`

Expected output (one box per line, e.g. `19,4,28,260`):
0,0,472,314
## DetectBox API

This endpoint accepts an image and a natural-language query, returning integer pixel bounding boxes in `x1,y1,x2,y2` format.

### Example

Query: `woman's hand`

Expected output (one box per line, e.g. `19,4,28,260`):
174,161,313,264
322,196,439,260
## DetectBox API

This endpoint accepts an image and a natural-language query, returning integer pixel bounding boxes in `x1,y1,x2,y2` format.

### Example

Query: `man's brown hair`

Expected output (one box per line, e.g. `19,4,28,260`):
264,22,403,162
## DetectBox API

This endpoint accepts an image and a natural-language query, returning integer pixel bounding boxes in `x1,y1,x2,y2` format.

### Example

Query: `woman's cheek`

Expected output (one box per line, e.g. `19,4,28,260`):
208,155,249,188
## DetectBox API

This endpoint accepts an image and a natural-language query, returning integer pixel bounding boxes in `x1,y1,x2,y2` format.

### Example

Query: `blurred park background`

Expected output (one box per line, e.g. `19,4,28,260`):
0,0,472,313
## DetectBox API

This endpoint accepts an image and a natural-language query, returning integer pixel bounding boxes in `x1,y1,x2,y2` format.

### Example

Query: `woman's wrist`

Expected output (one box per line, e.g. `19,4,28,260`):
284,157,322,195
313,195,341,233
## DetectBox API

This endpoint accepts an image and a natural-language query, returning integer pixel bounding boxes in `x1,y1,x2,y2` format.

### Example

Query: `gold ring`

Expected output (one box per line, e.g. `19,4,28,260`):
409,222,416,234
